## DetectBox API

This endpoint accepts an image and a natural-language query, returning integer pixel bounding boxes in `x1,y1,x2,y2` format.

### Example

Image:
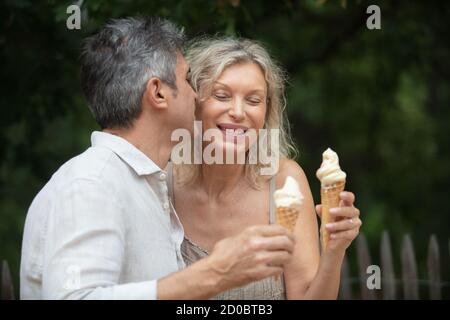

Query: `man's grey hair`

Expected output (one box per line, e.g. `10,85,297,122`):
81,17,185,129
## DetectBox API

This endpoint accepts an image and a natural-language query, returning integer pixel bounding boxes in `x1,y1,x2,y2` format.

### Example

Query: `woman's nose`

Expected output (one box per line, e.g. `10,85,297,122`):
228,100,245,121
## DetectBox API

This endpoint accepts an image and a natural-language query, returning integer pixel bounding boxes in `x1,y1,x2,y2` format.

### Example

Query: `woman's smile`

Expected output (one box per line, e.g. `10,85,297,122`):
217,123,249,141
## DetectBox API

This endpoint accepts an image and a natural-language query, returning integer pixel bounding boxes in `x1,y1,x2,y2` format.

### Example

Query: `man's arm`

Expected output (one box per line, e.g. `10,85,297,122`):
158,225,296,299
43,179,295,299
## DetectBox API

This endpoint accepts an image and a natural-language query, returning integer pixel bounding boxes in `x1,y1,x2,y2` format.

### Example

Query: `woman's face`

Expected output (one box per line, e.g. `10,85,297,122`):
197,62,268,160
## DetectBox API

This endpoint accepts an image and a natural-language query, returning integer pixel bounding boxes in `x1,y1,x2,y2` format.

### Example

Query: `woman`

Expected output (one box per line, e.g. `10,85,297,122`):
168,37,362,299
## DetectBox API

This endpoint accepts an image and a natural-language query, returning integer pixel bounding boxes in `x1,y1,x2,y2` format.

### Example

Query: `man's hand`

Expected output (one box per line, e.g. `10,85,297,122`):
157,224,295,299
205,224,295,292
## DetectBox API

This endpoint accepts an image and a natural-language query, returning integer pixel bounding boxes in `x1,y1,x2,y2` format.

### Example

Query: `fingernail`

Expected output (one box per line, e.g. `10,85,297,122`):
326,223,333,229
329,208,338,214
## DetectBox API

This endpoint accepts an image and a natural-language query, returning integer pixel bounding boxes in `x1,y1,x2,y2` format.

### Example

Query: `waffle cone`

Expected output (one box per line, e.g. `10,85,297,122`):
275,206,299,232
320,180,345,251
274,205,299,282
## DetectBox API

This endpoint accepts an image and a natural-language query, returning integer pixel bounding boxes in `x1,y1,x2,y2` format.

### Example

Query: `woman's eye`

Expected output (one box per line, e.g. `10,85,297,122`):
247,99,262,105
214,93,229,100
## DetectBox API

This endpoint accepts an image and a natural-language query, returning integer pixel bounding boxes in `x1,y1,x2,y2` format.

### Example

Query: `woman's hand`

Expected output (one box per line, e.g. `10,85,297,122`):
316,191,361,254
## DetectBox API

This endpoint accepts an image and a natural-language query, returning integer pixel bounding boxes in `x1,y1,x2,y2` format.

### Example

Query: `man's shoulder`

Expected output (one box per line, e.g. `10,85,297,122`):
58,146,115,180
28,145,131,213
66,144,136,179
41,145,133,194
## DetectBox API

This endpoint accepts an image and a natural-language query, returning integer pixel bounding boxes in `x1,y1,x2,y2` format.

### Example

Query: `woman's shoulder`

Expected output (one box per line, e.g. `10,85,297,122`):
275,158,309,189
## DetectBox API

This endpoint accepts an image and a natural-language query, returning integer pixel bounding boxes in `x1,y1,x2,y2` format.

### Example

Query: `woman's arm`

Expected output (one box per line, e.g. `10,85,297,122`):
279,159,361,300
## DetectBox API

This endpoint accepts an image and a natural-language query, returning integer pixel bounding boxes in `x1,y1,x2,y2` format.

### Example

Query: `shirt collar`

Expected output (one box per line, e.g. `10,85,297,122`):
91,131,162,176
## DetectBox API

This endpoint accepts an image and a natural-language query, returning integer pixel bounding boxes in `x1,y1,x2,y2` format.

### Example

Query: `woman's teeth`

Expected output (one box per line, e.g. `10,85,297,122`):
221,128,246,135
217,125,247,136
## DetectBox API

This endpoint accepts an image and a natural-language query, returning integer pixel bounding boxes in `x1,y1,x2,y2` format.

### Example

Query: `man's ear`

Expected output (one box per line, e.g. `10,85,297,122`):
143,77,169,110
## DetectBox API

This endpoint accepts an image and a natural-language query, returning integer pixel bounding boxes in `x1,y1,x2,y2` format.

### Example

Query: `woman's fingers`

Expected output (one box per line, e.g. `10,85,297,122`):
326,217,362,233
317,191,357,217
330,228,360,240
339,191,355,207
329,206,360,219
319,191,361,249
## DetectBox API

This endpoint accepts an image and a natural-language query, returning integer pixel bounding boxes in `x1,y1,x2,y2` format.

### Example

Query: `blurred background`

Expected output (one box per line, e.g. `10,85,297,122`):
1,0,449,299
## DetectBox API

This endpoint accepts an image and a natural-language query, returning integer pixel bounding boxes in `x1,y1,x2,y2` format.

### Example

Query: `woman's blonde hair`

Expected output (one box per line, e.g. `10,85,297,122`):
175,36,298,188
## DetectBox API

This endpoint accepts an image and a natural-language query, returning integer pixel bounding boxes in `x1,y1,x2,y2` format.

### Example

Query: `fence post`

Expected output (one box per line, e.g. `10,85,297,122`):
427,235,441,300
339,254,352,300
380,230,396,299
356,233,377,300
1,260,15,300
401,234,419,299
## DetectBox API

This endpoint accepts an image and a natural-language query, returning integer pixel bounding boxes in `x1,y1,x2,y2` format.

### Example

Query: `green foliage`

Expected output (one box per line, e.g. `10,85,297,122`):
1,0,449,295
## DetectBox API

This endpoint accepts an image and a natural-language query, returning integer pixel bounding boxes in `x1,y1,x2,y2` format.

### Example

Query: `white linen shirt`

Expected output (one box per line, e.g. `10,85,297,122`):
20,131,185,299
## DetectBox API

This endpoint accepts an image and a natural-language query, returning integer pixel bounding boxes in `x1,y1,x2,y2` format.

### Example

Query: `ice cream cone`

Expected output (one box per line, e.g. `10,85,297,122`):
274,206,299,281
275,206,299,232
273,176,303,282
320,180,345,251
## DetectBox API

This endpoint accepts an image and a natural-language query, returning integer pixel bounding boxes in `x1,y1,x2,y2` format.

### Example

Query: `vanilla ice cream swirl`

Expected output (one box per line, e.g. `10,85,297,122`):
316,148,346,187
274,176,304,207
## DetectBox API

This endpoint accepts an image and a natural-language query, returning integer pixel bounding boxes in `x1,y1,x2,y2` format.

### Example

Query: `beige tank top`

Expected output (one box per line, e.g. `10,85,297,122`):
167,163,287,300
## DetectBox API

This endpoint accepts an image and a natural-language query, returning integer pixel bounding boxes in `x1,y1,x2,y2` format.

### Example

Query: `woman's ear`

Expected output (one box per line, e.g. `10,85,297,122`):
143,77,169,110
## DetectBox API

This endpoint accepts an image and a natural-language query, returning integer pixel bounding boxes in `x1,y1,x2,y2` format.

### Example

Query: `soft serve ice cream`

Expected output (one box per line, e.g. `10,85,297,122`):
274,176,304,208
274,176,303,233
316,148,347,251
316,148,346,187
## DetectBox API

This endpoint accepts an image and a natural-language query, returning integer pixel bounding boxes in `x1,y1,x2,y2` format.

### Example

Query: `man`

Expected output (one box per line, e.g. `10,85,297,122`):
20,17,295,299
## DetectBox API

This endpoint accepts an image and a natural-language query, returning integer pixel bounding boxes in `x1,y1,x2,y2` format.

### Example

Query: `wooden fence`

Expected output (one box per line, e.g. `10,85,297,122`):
1,231,449,300
339,231,449,300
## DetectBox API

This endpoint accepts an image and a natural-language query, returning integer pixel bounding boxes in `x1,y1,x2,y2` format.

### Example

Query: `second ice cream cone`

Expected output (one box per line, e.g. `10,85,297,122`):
320,180,345,251
316,148,347,252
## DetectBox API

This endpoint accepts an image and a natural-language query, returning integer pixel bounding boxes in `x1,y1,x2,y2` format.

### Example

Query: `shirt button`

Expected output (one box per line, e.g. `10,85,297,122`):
163,202,170,210
159,172,167,181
